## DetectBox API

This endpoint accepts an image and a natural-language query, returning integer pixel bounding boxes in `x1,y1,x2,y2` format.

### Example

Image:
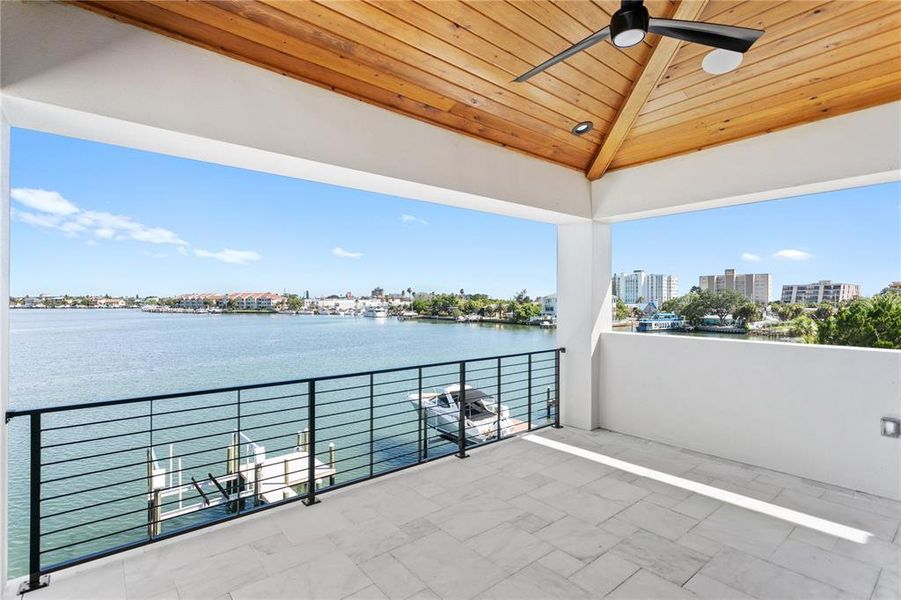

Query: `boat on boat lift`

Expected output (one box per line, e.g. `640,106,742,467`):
408,384,522,444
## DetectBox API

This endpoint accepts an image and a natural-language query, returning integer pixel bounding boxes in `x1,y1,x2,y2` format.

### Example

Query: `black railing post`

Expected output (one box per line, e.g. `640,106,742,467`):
553,349,563,429
456,362,468,458
496,357,502,441
527,354,533,431
236,389,242,513
417,367,424,461
303,380,319,505
369,374,374,477
23,413,48,592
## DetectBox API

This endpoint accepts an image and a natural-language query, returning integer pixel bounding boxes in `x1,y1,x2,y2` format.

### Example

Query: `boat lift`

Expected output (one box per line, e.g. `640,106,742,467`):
146,429,336,537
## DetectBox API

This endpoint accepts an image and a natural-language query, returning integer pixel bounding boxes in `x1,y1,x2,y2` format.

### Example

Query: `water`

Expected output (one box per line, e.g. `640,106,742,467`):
8,310,557,577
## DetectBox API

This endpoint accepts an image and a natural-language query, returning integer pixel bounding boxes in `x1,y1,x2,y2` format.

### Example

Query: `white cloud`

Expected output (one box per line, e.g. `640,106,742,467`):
193,248,261,265
741,252,760,263
401,214,428,225
11,188,79,215
772,249,813,261
333,247,363,259
14,210,64,229
13,188,258,267
76,211,188,246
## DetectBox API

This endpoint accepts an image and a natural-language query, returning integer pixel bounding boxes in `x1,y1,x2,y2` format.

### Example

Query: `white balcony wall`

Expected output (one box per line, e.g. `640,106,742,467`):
600,333,901,500
587,102,901,501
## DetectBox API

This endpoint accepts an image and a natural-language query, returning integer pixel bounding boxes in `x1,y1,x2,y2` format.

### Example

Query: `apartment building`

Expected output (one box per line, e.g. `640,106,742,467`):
699,268,771,303
541,294,557,318
227,292,284,310
781,280,861,304
613,270,679,305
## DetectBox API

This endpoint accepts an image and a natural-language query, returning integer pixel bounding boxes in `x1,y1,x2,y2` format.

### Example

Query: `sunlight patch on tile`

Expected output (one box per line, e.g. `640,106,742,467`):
522,435,872,544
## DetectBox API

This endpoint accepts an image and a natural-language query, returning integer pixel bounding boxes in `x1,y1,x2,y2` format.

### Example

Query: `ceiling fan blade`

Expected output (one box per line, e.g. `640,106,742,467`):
648,18,764,53
514,27,611,82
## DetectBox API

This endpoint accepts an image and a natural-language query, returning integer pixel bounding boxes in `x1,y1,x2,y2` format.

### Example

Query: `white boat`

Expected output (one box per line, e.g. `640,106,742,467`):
364,306,388,318
408,384,515,444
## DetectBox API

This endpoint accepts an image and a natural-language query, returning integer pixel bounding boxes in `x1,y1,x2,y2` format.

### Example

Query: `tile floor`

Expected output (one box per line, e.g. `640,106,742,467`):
14,427,901,600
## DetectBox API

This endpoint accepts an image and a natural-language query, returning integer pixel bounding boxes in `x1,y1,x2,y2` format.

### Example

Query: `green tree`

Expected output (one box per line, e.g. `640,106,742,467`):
776,303,805,321
708,289,746,325
614,297,631,321
817,294,901,349
788,315,817,343
661,292,695,315
286,294,303,311
812,303,835,322
733,303,762,328
511,301,540,323
411,298,430,314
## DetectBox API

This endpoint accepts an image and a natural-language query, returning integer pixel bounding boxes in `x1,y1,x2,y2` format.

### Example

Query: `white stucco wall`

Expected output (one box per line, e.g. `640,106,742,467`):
600,332,901,500
557,222,611,430
591,102,901,222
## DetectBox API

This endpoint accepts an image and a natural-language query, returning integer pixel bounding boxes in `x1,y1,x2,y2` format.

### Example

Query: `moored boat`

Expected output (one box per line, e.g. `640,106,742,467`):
637,312,685,332
408,384,515,444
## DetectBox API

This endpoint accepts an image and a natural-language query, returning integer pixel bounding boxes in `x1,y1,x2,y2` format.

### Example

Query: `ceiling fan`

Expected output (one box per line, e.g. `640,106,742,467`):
515,0,765,82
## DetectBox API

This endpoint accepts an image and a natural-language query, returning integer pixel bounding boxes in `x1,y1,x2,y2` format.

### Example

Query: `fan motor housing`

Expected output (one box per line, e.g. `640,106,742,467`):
611,6,650,47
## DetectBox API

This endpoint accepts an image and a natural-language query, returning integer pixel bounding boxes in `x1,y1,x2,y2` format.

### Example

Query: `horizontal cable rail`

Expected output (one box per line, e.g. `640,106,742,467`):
5,347,564,593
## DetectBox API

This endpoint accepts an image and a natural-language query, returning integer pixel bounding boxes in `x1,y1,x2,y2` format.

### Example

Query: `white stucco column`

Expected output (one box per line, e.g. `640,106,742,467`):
556,220,612,430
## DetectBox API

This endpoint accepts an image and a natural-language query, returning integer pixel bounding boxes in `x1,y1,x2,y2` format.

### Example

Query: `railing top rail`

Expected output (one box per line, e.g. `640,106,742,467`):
5,347,564,420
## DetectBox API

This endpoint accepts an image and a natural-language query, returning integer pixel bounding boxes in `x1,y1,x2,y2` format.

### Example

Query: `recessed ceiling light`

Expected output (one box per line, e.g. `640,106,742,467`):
572,121,593,136
702,49,744,75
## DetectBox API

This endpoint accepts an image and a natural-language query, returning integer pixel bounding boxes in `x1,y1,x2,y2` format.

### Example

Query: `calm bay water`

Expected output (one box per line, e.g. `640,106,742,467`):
8,309,557,577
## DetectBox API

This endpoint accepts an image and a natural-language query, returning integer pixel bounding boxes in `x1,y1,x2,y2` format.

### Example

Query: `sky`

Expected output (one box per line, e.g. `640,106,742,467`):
612,180,900,298
10,128,557,299
10,128,900,300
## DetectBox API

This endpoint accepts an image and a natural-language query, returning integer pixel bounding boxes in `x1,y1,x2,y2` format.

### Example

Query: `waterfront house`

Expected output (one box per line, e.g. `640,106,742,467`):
1,2,899,599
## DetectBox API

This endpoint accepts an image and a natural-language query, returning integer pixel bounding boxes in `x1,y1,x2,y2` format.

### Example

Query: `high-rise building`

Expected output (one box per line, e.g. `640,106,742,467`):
613,270,679,305
781,281,860,305
699,268,771,303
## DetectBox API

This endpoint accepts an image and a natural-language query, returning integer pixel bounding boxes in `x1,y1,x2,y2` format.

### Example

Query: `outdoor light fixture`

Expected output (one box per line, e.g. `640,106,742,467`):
610,5,649,48
572,121,594,136
702,48,744,74
881,416,900,438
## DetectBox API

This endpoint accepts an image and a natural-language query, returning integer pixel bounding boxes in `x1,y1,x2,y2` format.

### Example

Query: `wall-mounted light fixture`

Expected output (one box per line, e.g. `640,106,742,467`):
881,417,900,438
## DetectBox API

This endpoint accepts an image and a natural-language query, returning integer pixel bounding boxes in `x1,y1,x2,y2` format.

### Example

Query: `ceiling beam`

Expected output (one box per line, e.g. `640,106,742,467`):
586,0,708,181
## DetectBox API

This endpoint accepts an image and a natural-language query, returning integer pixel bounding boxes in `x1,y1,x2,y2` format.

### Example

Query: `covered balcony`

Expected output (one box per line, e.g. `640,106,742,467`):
1,1,899,599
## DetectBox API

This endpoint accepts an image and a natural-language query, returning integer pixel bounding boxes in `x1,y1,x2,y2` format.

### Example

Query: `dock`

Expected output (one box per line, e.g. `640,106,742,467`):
146,430,336,536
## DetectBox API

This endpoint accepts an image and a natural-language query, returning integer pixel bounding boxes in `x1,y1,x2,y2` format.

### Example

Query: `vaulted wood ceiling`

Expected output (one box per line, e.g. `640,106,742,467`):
73,1,901,180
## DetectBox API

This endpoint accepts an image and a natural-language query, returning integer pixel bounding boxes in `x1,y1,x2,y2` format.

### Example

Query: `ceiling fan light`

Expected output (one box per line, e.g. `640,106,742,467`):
613,29,646,48
702,49,743,75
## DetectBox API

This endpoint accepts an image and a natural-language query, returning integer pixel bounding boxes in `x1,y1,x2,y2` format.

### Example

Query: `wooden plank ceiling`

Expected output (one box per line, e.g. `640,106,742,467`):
73,1,901,180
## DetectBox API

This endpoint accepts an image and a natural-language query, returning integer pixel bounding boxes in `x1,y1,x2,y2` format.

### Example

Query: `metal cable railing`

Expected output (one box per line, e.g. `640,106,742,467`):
5,347,564,593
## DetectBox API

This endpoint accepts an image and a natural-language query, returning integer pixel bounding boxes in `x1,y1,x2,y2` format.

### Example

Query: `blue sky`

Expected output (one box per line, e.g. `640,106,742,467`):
10,128,899,300
10,128,556,298
613,181,900,297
